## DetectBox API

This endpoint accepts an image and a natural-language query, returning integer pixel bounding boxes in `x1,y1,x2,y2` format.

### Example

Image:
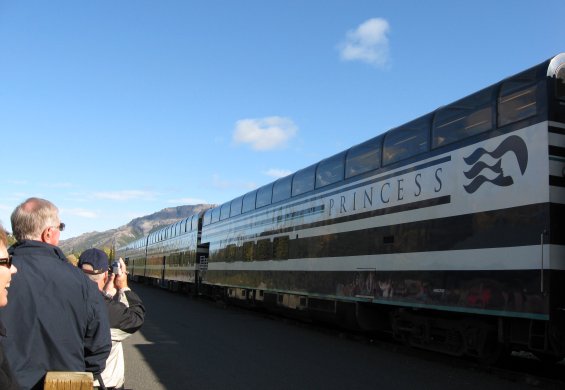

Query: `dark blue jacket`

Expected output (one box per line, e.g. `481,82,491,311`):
0,240,111,389
0,319,18,390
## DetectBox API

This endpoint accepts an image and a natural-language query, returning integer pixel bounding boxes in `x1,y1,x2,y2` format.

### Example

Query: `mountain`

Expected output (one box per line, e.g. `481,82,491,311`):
58,204,214,255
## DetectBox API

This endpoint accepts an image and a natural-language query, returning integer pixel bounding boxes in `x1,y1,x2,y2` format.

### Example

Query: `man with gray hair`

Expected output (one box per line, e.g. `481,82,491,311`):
0,197,111,390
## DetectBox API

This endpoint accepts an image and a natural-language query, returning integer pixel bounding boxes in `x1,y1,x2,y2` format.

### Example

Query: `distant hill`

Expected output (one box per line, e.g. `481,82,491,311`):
58,204,214,255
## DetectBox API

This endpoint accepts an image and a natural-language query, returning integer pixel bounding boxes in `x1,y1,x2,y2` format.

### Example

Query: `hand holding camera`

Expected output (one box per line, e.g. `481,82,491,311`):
112,260,122,276
104,258,128,297
112,258,128,290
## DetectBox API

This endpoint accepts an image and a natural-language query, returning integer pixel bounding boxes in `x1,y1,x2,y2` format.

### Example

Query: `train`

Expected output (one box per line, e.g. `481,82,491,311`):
117,53,565,362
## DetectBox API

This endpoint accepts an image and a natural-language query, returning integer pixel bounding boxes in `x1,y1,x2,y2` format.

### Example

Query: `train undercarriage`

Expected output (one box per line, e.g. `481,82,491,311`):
134,275,565,363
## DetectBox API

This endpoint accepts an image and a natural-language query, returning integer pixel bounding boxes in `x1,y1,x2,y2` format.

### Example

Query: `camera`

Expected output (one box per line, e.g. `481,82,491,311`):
111,260,121,275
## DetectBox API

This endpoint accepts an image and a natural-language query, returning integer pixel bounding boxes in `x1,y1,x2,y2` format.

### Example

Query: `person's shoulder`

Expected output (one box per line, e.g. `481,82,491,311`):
10,241,65,264
57,260,102,299
63,261,92,281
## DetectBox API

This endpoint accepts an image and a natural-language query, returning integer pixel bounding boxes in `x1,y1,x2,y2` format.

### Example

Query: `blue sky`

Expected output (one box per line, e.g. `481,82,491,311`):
0,0,562,239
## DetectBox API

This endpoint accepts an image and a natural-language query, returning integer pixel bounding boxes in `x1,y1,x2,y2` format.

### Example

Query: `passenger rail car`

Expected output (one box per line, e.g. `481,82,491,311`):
117,212,209,292
119,54,565,361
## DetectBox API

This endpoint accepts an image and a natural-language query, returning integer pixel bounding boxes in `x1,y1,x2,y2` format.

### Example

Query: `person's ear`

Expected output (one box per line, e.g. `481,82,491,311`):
41,227,51,243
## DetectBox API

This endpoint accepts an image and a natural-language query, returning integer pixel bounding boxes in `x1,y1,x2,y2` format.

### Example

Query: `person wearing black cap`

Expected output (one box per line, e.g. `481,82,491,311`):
0,198,111,390
79,248,145,390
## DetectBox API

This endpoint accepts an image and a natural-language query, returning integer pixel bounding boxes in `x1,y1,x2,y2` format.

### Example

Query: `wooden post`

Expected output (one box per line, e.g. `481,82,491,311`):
44,372,93,390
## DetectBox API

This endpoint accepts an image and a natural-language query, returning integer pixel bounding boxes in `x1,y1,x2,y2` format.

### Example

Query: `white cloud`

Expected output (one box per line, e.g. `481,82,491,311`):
264,168,292,179
233,116,298,151
338,18,391,68
92,190,157,201
62,208,98,219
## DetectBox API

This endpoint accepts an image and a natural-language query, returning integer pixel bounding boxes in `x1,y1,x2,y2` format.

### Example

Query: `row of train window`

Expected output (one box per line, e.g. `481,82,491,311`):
120,214,200,249
210,236,290,262
205,68,552,226
146,215,199,244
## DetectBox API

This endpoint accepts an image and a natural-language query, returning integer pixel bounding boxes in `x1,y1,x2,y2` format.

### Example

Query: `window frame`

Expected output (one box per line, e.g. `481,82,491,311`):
383,115,431,166
316,152,345,188
292,164,316,197
256,183,273,209
272,175,292,203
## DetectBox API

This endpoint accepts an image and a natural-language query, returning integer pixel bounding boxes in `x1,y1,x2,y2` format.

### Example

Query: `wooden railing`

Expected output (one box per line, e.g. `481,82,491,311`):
44,372,93,390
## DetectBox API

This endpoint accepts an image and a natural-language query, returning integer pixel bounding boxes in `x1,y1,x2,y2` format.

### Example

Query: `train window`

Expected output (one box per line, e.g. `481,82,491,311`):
498,68,538,127
273,236,289,260
556,76,565,101
242,241,254,261
211,207,221,223
345,136,381,179
433,88,494,148
203,210,212,226
225,244,238,262
272,175,292,203
292,164,316,197
256,183,273,208
556,70,565,100
220,203,231,220
550,54,565,100
242,191,257,213
230,196,243,217
316,152,345,188
255,239,272,260
383,115,430,166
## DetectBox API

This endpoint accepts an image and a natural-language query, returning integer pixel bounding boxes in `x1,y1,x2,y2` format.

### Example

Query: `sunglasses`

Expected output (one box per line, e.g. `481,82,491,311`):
52,222,65,232
0,255,12,268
